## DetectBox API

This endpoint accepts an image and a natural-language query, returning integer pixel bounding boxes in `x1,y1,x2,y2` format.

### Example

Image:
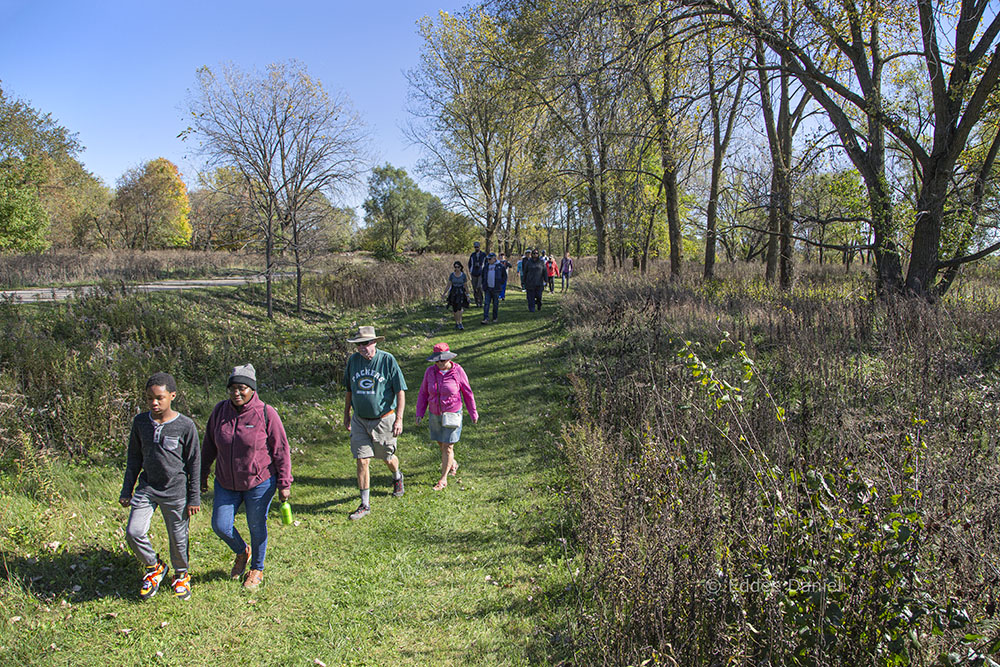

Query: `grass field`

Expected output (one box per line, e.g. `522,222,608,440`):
0,288,580,666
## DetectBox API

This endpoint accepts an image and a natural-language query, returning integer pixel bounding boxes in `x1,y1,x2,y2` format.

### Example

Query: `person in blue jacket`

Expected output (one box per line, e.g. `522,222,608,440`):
480,252,507,324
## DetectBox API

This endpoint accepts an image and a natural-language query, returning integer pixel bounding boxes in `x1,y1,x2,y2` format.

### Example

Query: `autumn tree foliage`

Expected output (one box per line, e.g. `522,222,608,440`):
107,158,191,250
0,83,109,252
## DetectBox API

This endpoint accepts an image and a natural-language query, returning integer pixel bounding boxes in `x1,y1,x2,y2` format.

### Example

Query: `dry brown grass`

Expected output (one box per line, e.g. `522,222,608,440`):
559,262,1000,665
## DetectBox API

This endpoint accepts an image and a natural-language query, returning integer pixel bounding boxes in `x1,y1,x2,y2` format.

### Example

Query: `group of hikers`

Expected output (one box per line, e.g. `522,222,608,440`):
446,241,575,329
120,325,481,601
119,240,574,601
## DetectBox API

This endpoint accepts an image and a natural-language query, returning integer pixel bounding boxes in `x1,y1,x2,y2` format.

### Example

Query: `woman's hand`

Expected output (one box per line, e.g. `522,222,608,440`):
278,487,290,502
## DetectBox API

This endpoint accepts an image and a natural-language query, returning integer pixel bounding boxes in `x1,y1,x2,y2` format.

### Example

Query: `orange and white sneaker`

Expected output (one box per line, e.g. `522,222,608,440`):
140,559,168,600
171,571,192,600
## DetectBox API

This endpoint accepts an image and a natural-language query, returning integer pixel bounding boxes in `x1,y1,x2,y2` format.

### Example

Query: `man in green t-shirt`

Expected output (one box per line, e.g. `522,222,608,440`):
342,325,407,520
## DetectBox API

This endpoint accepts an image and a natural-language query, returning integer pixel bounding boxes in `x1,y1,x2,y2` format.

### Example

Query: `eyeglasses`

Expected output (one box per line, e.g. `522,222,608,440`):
355,340,376,348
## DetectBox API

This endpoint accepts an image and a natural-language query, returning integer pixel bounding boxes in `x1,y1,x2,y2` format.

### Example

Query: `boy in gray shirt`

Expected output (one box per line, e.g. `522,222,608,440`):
119,372,201,600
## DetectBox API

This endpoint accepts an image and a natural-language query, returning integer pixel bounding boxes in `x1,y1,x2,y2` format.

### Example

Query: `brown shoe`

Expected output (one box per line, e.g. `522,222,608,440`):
230,545,251,580
243,569,263,591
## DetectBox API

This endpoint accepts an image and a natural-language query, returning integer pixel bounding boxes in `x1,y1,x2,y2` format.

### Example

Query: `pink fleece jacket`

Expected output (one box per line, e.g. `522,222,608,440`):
415,362,478,422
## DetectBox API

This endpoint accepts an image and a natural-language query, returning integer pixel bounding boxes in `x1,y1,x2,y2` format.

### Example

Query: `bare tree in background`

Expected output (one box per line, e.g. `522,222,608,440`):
184,60,368,317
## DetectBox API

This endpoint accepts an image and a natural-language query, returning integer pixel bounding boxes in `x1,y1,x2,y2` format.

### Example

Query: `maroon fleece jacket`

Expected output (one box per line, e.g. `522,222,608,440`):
201,393,292,491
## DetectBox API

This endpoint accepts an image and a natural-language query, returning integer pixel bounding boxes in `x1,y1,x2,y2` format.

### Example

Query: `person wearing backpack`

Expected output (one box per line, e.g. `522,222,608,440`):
201,364,292,592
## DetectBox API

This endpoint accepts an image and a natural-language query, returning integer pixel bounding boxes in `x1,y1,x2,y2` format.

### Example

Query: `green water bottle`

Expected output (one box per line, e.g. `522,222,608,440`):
279,501,293,525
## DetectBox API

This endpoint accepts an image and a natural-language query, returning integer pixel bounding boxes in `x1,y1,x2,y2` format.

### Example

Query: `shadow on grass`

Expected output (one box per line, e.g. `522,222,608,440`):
0,547,140,603
287,474,359,513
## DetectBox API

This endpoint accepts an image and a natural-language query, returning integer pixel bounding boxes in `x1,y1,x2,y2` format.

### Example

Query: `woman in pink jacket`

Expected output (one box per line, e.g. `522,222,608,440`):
415,343,478,490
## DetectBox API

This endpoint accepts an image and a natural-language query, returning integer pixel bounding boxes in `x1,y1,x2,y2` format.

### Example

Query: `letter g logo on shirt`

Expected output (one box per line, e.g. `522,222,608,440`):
359,378,376,390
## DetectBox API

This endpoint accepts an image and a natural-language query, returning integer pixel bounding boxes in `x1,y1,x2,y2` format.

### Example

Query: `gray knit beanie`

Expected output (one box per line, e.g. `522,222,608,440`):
227,363,257,391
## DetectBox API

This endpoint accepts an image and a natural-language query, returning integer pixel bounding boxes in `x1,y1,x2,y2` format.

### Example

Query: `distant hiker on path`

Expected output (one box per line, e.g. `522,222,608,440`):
201,363,293,592
560,252,574,292
498,252,511,300
120,372,200,601
545,254,560,293
481,252,507,324
415,343,478,491
342,326,407,520
522,249,546,312
444,261,470,331
468,242,487,307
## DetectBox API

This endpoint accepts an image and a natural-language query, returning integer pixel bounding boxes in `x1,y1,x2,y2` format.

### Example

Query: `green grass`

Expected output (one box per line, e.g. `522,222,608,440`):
0,288,580,666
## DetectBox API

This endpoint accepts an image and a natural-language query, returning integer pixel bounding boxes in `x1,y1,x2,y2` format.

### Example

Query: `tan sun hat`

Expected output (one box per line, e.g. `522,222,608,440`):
346,325,385,344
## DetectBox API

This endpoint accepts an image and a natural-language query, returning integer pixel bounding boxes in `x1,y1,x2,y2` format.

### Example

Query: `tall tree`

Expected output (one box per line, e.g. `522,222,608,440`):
686,0,1000,296
0,166,49,251
188,166,254,251
272,64,368,312
0,83,102,251
701,20,748,280
185,60,368,317
110,158,192,250
407,9,533,252
362,164,429,252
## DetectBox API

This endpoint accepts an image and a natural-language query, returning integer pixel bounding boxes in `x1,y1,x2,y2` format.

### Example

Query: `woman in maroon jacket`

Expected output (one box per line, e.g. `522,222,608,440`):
201,363,292,591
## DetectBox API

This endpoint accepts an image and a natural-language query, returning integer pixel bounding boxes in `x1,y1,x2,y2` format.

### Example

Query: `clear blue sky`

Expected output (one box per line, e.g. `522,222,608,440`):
0,0,467,209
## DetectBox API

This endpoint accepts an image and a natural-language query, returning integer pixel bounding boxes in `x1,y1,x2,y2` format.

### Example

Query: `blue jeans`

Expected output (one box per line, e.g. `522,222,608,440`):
211,476,276,570
526,287,543,312
483,287,501,320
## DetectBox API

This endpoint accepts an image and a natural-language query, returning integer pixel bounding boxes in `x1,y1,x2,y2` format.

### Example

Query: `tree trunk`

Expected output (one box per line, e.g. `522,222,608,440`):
704,160,720,280
265,226,274,320
765,170,779,284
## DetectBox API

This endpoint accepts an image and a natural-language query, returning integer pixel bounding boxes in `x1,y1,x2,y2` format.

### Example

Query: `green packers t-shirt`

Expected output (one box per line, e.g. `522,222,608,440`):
343,349,408,419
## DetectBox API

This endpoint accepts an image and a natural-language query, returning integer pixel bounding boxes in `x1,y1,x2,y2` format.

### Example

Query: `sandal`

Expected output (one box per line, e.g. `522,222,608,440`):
449,461,459,475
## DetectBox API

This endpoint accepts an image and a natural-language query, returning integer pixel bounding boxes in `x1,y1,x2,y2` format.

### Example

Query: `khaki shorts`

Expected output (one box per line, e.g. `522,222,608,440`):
350,412,398,460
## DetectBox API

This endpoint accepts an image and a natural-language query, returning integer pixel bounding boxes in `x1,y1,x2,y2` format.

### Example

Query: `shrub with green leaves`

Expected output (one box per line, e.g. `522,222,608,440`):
560,268,1000,665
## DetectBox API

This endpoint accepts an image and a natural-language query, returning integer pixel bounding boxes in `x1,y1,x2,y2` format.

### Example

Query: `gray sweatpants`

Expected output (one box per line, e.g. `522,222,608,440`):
125,487,189,572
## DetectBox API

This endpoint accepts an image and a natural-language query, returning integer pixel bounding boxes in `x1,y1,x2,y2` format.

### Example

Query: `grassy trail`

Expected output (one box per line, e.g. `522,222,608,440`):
0,290,579,666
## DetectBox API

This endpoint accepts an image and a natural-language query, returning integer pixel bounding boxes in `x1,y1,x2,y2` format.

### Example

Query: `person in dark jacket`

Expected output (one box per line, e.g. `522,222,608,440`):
522,248,547,312
201,363,292,591
120,372,200,600
468,241,487,307
480,252,508,323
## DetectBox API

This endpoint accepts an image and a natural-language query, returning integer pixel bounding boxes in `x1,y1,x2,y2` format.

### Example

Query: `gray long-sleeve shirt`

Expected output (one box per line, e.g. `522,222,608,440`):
121,412,201,506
